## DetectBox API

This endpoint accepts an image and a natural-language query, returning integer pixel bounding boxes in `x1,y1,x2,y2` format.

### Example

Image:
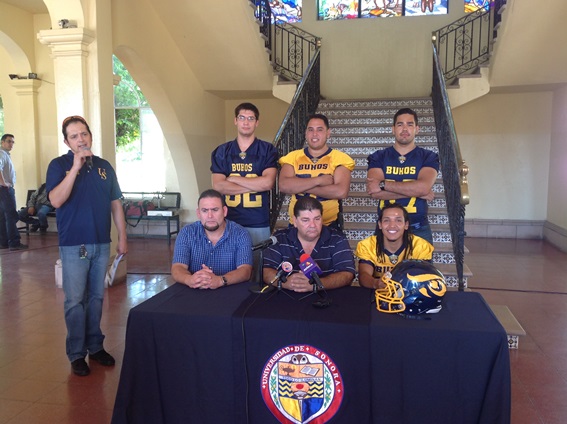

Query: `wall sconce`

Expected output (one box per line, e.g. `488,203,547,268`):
58,19,69,28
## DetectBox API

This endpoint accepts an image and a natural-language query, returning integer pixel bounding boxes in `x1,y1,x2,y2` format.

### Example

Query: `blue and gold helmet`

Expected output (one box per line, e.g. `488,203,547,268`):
375,260,447,315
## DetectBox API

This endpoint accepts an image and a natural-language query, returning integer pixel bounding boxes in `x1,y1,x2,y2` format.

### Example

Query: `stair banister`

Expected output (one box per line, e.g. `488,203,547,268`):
431,41,469,291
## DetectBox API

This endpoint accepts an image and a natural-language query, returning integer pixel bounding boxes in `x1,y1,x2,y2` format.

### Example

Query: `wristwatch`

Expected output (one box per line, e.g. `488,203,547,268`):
221,275,228,287
379,180,386,191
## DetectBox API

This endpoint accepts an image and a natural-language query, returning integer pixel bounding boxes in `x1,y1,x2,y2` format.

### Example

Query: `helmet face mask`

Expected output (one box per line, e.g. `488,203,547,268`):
375,260,447,315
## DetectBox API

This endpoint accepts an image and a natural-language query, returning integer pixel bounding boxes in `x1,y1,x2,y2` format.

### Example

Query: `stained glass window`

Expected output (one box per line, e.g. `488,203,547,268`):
317,0,449,20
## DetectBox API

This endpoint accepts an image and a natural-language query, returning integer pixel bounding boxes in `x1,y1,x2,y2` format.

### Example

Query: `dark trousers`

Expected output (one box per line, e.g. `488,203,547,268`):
0,186,21,247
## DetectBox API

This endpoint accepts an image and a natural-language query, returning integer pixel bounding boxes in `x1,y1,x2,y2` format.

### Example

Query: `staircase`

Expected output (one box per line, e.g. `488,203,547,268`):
276,97,472,288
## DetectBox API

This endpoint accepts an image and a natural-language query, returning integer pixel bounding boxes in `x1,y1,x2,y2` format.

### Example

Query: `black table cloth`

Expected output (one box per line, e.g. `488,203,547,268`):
112,283,510,424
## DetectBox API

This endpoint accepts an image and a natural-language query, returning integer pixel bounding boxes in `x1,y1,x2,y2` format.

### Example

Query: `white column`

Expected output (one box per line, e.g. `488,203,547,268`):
37,28,95,155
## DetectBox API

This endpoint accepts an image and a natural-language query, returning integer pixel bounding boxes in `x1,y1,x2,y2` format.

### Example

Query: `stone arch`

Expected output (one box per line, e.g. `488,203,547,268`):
113,45,199,220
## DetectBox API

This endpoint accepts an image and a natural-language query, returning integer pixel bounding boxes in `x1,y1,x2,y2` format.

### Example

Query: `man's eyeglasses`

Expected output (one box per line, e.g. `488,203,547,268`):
237,115,257,122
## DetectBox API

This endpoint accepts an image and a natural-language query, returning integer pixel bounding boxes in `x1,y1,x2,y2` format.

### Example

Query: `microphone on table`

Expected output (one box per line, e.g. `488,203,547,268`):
299,254,332,308
252,235,277,252
299,254,323,288
267,261,293,289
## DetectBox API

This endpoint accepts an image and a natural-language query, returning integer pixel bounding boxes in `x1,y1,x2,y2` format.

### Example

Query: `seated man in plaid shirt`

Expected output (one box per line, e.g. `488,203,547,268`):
171,189,253,289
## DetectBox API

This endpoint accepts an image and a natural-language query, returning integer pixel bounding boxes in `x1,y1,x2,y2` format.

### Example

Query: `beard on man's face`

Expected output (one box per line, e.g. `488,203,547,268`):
204,223,220,232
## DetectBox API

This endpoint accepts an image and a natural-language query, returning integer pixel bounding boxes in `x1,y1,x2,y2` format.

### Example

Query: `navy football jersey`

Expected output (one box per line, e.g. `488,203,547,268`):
211,138,278,228
367,146,439,226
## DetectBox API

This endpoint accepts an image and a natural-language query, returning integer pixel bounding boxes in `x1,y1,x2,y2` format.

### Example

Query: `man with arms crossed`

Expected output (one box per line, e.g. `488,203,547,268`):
278,114,354,229
263,197,355,292
211,103,278,278
47,116,127,376
366,108,439,244
172,189,253,289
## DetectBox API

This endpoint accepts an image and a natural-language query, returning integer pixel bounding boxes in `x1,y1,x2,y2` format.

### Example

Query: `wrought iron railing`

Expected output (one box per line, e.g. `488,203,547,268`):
269,51,321,230
431,42,470,291
433,0,506,84
252,0,322,230
254,0,321,82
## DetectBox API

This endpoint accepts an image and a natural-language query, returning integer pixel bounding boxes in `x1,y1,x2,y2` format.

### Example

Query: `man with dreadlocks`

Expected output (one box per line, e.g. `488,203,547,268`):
355,202,433,289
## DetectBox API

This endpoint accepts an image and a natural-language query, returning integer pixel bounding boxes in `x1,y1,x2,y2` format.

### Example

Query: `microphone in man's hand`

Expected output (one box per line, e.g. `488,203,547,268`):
252,235,277,252
82,147,93,171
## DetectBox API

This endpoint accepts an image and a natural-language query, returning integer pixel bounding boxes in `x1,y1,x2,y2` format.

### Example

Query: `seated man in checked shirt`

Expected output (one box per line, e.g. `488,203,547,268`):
171,189,252,289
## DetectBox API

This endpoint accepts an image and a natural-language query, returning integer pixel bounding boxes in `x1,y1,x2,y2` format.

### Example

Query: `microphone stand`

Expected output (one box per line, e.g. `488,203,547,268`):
249,248,273,294
299,275,332,308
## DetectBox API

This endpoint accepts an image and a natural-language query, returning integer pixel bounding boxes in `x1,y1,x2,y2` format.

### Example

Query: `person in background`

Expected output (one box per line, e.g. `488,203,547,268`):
355,202,433,289
46,116,127,377
18,183,54,233
0,133,28,251
171,189,253,289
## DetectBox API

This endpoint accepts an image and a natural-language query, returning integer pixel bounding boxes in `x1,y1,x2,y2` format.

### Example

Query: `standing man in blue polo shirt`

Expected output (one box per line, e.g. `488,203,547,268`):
46,116,128,377
263,196,355,292
171,189,253,289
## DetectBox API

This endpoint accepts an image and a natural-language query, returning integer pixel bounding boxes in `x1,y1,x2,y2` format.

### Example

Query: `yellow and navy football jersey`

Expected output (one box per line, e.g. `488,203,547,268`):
354,234,433,278
279,148,355,226
211,138,278,228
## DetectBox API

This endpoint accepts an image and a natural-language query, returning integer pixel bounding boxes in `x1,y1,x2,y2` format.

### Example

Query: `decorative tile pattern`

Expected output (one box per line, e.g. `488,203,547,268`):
343,197,378,207
331,125,436,135
434,252,456,264
433,232,452,243
318,99,432,109
328,116,436,126
444,275,467,288
507,335,519,349
337,145,439,157
428,214,450,225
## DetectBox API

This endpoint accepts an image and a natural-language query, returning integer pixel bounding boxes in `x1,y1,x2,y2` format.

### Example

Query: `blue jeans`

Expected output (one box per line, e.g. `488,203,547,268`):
60,243,110,362
244,226,271,283
18,204,53,228
0,186,21,247
411,223,433,245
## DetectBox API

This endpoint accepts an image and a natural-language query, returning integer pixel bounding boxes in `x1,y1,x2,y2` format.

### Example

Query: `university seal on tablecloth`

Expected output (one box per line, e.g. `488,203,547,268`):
261,344,344,424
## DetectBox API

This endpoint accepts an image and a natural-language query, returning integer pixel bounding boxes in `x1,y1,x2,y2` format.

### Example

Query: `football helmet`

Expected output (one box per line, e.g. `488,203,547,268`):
375,260,447,315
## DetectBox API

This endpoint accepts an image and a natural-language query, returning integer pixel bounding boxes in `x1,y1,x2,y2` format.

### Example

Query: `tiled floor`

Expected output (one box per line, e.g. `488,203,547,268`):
0,233,566,423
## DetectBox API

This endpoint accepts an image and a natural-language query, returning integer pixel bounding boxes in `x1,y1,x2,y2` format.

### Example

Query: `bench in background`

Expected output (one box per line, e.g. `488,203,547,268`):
122,192,181,246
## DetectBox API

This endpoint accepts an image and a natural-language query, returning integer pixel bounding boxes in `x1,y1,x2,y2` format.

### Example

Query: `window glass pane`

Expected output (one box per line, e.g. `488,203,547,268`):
271,0,302,23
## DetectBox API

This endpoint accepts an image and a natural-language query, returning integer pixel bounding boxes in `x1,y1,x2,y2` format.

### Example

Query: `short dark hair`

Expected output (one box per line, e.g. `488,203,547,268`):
1,134,14,142
62,116,92,140
198,189,226,207
293,196,323,217
393,108,419,126
306,113,330,129
235,103,259,120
